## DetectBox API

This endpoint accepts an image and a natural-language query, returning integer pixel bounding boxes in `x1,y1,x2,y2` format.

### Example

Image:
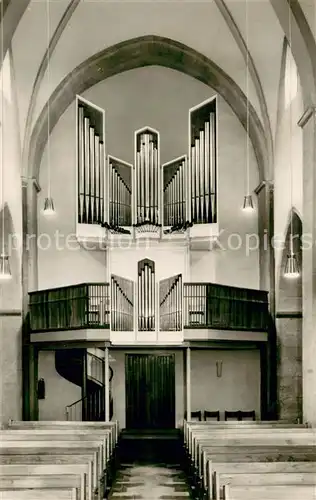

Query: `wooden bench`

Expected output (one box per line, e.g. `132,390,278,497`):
0,440,104,497
0,454,97,491
0,488,77,500
0,465,88,500
222,484,316,499
0,429,112,468
207,461,316,500
8,420,119,447
183,422,316,499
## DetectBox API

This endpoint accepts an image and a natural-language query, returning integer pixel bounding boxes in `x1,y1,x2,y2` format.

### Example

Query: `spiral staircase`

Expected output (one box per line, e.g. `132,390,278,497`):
55,349,113,421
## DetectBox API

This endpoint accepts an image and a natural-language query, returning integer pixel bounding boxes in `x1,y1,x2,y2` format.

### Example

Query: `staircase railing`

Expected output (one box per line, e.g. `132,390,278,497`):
65,385,114,421
88,352,105,385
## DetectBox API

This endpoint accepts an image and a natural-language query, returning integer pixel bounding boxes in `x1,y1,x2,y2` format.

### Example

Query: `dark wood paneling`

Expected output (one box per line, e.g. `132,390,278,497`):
125,354,175,429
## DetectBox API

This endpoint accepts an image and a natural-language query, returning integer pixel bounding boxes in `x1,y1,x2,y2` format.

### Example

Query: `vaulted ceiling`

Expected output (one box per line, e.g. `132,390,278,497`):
1,0,316,179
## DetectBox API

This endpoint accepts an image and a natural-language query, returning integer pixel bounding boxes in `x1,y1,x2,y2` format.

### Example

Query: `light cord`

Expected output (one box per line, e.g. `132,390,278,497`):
46,0,51,198
289,0,294,255
246,0,250,196
1,0,4,257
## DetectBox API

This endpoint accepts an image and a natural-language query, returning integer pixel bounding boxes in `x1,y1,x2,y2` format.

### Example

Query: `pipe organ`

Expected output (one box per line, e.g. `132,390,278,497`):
135,129,160,225
76,96,218,231
189,98,217,224
159,274,182,331
108,156,132,227
111,275,134,331
77,98,105,224
138,259,155,331
163,156,186,227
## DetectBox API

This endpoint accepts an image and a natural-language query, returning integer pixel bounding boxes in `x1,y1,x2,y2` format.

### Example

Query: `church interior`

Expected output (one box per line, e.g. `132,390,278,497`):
0,0,316,499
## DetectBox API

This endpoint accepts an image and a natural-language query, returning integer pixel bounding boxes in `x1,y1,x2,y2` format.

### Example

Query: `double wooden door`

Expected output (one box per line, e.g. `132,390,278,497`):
125,354,175,429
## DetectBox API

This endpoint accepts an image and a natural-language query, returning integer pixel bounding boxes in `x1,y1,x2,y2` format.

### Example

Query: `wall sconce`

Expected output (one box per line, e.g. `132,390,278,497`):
37,378,46,399
216,361,223,378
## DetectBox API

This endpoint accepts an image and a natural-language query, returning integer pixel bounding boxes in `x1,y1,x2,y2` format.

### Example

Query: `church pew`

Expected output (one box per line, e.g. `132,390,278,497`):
0,455,96,490
0,488,77,500
206,462,316,500
213,472,316,500
185,426,312,455
5,425,119,487
8,420,119,448
0,440,103,493
0,429,111,463
194,446,316,496
0,476,82,500
222,484,316,500
0,430,113,494
0,465,90,500
183,421,308,443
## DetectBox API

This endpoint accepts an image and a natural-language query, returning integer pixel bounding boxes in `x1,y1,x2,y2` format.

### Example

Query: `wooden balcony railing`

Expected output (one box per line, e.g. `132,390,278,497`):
29,283,110,332
183,283,269,331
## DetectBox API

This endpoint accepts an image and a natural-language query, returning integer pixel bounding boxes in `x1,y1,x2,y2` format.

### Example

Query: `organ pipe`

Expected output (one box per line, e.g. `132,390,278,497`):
135,130,159,225
189,100,217,224
77,99,106,225
162,156,187,227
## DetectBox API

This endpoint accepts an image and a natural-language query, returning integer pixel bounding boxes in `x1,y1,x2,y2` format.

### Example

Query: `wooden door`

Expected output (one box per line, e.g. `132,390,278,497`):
125,354,175,429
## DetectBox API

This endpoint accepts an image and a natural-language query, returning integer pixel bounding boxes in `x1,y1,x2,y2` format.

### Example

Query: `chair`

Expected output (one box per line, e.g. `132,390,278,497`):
224,410,240,421
204,410,220,421
190,410,202,421
239,410,256,421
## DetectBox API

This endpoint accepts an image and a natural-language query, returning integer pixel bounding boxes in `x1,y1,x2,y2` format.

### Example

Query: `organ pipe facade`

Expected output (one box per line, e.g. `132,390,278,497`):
134,128,160,226
137,259,156,331
189,97,217,224
77,97,106,225
159,274,182,331
163,156,187,226
111,275,134,331
108,156,132,227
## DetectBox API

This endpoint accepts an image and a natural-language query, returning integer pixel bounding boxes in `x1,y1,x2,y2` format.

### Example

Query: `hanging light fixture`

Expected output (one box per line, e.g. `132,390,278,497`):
242,0,255,213
284,0,300,279
0,1,11,282
42,0,55,216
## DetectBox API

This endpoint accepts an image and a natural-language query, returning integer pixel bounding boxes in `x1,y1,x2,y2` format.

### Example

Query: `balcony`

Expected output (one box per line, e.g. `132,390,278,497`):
29,280,268,344
183,283,269,342
29,283,110,342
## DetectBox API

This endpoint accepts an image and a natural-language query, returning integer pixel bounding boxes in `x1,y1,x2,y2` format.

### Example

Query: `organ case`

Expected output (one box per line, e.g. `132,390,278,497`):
188,96,217,225
76,96,107,226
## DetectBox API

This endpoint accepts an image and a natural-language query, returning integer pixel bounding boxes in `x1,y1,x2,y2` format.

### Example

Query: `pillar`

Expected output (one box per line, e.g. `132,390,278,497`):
29,345,38,420
255,181,277,419
186,347,191,420
82,349,87,421
299,107,316,426
104,344,110,422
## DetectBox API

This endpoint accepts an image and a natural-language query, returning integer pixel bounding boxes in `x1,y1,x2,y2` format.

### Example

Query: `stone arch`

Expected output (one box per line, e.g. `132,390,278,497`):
27,35,269,182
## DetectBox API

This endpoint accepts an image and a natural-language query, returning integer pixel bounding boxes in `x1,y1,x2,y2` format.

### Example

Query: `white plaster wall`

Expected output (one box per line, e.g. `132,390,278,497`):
274,55,303,307
191,349,261,419
38,351,81,421
110,349,184,429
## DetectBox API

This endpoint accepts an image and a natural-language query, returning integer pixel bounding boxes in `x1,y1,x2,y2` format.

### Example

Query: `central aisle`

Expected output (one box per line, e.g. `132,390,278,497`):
109,464,192,499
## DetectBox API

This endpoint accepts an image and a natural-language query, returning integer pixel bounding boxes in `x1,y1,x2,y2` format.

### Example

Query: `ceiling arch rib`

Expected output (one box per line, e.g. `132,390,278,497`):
0,0,30,67
28,35,269,183
270,0,316,106
214,0,274,178
22,0,81,168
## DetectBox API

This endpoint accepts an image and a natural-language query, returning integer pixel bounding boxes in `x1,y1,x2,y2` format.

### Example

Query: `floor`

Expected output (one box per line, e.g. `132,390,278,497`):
109,464,192,500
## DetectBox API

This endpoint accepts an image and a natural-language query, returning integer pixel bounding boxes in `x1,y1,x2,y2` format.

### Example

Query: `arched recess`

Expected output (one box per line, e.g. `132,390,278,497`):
26,35,269,182
276,209,302,423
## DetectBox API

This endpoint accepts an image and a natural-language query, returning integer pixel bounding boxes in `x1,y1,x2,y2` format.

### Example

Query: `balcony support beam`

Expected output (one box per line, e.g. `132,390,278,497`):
104,345,110,422
186,347,191,421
